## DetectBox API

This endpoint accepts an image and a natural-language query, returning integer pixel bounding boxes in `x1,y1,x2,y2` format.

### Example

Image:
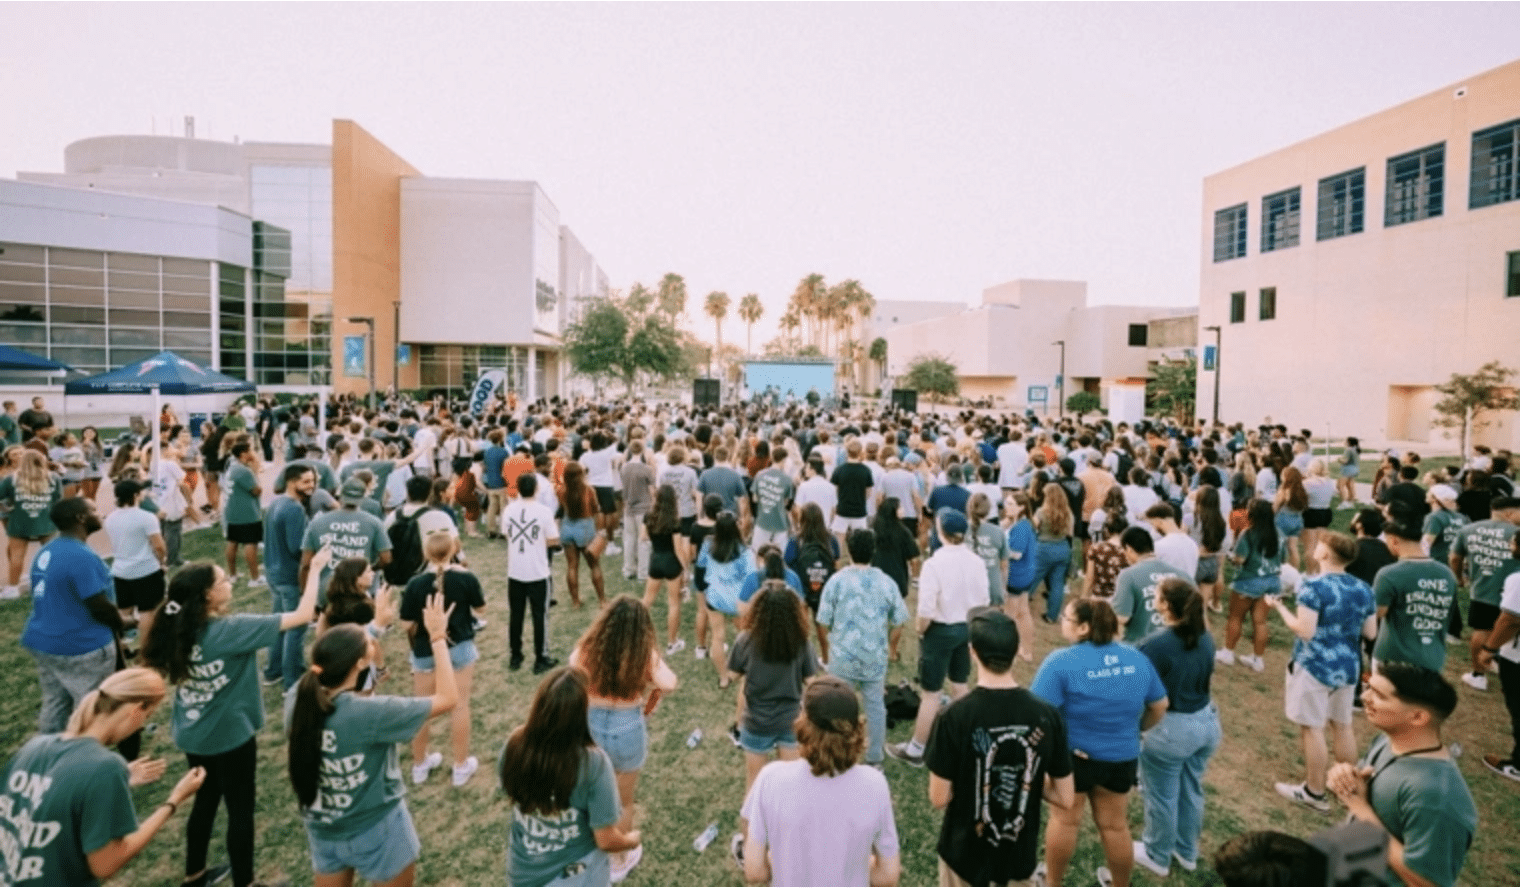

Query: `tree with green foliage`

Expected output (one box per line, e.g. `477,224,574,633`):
564,290,686,395
1432,360,1520,455
656,272,688,321
869,337,888,380
1148,354,1197,424
704,291,730,355
1066,390,1101,421
903,353,959,404
737,293,764,354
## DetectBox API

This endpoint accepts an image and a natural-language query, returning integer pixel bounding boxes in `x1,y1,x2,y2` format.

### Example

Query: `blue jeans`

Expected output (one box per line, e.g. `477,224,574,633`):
829,669,887,765
265,583,306,690
1140,704,1221,868
1033,538,1072,623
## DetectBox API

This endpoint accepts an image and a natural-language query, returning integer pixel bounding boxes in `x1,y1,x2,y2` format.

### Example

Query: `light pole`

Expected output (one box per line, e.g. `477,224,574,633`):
1204,325,1221,428
347,315,375,410
392,300,401,406
1053,340,1066,420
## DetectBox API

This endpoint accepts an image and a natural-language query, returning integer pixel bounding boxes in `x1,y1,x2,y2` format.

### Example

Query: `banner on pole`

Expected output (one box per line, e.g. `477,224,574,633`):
343,335,367,378
469,369,507,416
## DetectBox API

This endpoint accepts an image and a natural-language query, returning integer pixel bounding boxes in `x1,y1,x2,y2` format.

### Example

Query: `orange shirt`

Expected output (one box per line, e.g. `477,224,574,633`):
501,454,534,497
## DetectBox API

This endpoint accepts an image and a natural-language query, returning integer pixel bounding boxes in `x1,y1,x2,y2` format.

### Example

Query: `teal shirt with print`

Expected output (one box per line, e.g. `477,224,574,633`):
301,507,390,604
506,746,621,887
0,476,61,539
1233,529,1282,579
1372,559,1456,673
0,735,137,886
0,414,18,447
171,613,282,755
223,461,263,526
1113,559,1187,644
284,691,432,840
752,468,794,533
1451,519,1519,606
1361,733,1477,886
816,565,910,682
1421,509,1468,564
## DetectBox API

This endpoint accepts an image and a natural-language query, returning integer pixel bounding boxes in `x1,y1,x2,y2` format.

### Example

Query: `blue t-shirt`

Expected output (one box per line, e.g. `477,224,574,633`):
1293,572,1375,688
697,542,753,617
482,445,508,489
21,538,114,656
1031,641,1166,762
1005,519,1037,590
738,568,804,604
262,494,309,587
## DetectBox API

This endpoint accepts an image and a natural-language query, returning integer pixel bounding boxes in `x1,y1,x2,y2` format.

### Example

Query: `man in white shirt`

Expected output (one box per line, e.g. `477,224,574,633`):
996,430,1030,490
412,417,440,478
887,508,990,767
1146,502,1200,580
794,456,838,526
504,472,560,674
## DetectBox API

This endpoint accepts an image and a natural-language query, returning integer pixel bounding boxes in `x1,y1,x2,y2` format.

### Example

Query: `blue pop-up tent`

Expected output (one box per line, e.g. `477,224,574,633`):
0,344,72,373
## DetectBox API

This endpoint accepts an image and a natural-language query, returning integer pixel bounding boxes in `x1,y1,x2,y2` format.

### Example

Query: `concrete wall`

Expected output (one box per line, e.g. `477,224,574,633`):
1198,58,1520,448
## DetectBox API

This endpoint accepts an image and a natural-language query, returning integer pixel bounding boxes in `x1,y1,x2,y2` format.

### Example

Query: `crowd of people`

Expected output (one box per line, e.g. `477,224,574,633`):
0,386,1515,886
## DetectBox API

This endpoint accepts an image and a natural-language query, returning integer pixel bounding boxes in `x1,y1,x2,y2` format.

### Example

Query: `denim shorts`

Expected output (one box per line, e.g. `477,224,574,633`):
308,801,420,883
560,517,597,548
740,725,798,755
1275,510,1304,539
1232,574,1281,598
409,639,480,674
918,621,970,692
588,705,648,772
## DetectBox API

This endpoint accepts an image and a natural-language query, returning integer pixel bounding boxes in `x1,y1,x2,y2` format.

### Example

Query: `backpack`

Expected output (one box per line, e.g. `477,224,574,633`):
884,682,920,728
793,540,836,610
384,506,430,587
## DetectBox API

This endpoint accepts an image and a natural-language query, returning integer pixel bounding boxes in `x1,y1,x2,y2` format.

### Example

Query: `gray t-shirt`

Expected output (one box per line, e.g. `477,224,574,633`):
752,468,795,533
1362,733,1477,886
0,735,137,886
1373,559,1457,672
507,746,621,886
620,460,655,515
727,632,817,736
741,759,900,888
1113,560,1187,644
302,508,390,601
698,465,748,514
659,464,700,518
879,469,920,518
172,613,283,755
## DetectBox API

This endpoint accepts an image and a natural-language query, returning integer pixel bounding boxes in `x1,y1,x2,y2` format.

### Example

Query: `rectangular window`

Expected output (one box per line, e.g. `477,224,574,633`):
1229,291,1246,324
1213,204,1248,262
1127,324,1148,347
1317,168,1365,240
1385,143,1444,226
1508,251,1520,298
1259,287,1277,321
1470,118,1520,210
1261,187,1301,252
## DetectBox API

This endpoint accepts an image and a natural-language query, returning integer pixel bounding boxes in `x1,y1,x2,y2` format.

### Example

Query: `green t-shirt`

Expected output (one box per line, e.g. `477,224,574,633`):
223,462,263,526
283,691,432,840
752,468,794,533
0,735,137,886
1361,733,1477,887
171,613,282,755
506,745,621,886
301,508,390,605
1421,509,1468,564
1113,559,1187,644
0,476,62,539
0,414,18,447
1451,519,1519,606
1372,559,1456,673
340,460,396,499
1233,529,1282,579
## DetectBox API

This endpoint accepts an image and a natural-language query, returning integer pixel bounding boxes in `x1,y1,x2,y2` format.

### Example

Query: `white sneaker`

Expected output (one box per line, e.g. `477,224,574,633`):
1461,672,1488,691
694,646,708,660
411,751,442,785
1215,648,1236,666
605,542,622,556
1031,862,1046,887
1275,780,1331,814
0,586,19,601
1132,841,1169,877
1242,654,1265,673
247,576,268,589
609,844,642,884
1172,851,1198,872
1096,865,1114,888
666,638,687,656
452,756,479,787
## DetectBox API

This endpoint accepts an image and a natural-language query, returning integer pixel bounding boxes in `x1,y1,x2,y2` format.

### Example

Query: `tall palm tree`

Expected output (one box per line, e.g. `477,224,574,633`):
657,272,688,321
737,293,764,354
789,274,826,349
704,291,731,356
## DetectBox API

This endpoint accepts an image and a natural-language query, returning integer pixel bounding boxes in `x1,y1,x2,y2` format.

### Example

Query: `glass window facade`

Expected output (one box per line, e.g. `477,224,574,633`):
1261,187,1301,252
1316,167,1366,241
418,344,512,391
1385,143,1444,226
1470,118,1520,210
0,242,214,374
1213,204,1248,262
249,165,333,385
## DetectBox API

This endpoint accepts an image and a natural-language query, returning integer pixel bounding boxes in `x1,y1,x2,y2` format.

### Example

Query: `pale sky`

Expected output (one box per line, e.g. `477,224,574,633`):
5,2,1519,346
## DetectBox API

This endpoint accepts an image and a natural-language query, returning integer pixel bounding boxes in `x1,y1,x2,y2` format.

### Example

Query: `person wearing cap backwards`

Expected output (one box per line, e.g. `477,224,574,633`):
1327,662,1477,887
740,675,901,887
926,607,1074,886
104,477,168,652
1449,496,1520,691
1421,484,1469,641
300,476,392,608
886,508,989,767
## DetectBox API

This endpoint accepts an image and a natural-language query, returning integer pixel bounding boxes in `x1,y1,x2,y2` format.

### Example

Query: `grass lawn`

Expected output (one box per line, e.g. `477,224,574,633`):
2,513,1517,886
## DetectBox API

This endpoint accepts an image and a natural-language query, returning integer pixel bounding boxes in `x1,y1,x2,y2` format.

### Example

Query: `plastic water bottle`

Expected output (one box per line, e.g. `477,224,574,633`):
1449,741,1463,760
686,728,703,749
693,822,719,852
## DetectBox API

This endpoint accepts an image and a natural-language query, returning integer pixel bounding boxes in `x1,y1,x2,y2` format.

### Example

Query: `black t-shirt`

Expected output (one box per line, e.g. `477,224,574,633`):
1348,538,1397,587
1382,482,1429,521
870,520,920,596
831,462,874,518
925,686,1072,884
400,569,486,658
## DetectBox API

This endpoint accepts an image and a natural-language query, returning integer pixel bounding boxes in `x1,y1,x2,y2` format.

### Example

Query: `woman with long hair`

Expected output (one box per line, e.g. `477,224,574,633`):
568,597,678,884
698,511,754,686
869,496,919,603
500,668,642,887
1030,480,1075,624
141,548,329,887
1336,436,1361,506
1082,509,1130,603
1002,490,1039,664
0,449,61,599
558,462,606,608
1187,485,1231,613
317,556,394,636
0,667,206,885
1300,458,1337,574
641,483,687,655
401,532,485,787
1033,597,1168,888
1218,498,1282,672
726,581,818,867
286,598,457,888
79,425,105,501
199,423,227,518
1135,578,1220,878
1274,466,1309,571
50,431,87,499
784,501,840,660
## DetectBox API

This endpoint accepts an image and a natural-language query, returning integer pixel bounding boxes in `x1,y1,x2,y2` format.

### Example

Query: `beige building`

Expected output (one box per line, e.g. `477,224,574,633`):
1198,58,1520,448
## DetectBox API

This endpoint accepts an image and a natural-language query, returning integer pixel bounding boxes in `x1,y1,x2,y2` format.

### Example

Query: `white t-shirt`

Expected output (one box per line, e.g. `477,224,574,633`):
1499,573,1520,665
153,459,187,521
104,506,162,579
1123,484,1161,525
1154,532,1201,580
917,543,991,624
741,758,899,888
412,427,438,471
795,475,838,521
996,442,1029,487
503,499,557,582
579,446,619,488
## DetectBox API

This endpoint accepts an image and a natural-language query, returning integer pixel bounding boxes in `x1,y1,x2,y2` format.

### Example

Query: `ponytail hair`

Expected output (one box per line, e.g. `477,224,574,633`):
968,492,991,536
288,624,369,809
64,667,165,737
140,563,219,684
1068,597,1120,645
1157,576,1207,650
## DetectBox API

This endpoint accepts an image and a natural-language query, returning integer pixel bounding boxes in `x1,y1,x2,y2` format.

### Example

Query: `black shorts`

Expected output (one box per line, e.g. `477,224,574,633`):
1303,507,1333,529
594,486,618,515
115,570,166,611
679,516,696,538
1072,755,1138,794
226,521,264,545
1469,599,1500,632
901,516,919,536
